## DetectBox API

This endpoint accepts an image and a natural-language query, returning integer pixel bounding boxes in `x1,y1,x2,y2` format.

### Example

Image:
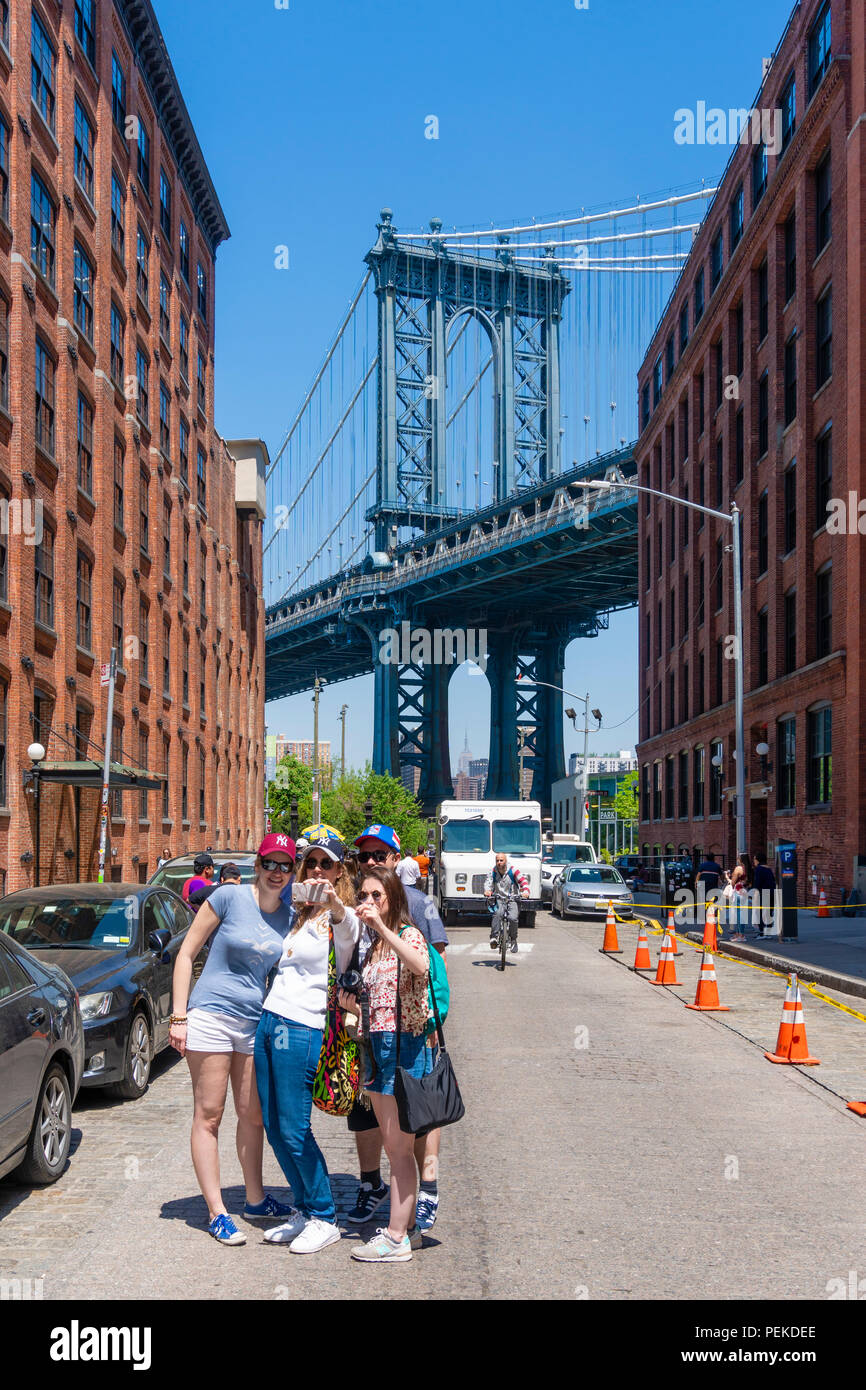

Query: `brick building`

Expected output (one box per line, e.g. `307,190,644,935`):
0,0,266,891
635,0,865,906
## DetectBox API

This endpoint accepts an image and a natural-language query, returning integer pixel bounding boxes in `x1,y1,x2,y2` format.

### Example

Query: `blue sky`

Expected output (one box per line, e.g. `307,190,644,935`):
154,0,795,773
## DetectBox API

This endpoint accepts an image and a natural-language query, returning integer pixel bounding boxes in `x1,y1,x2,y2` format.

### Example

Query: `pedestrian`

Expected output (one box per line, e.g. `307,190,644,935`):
254,831,361,1254
752,852,777,936
340,866,431,1262
696,852,723,891
344,824,448,1240
726,853,752,940
414,845,430,893
168,836,299,1246
396,850,421,889
188,861,241,908
182,853,215,904
157,847,171,870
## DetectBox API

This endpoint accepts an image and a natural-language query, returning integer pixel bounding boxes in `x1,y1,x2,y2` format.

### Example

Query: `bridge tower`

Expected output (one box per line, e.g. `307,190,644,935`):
363,212,572,812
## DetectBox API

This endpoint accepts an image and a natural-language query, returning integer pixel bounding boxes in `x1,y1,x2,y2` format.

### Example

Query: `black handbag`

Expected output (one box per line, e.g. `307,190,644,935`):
393,958,465,1137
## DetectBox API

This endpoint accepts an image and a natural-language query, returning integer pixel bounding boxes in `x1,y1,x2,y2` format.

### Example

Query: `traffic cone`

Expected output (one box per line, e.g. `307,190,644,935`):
651,932,681,985
847,1101,866,1116
632,923,653,971
667,907,683,956
702,903,718,952
818,889,829,919
764,974,820,1064
599,901,622,954
685,950,730,1011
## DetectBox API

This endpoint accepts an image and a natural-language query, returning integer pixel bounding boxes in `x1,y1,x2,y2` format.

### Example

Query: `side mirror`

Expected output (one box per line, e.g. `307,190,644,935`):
147,927,171,963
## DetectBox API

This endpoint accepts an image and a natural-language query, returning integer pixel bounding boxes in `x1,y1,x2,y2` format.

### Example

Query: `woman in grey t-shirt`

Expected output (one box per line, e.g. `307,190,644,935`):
170,835,300,1246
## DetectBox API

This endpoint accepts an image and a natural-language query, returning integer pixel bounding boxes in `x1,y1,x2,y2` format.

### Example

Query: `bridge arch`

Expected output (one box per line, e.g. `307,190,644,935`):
444,308,498,514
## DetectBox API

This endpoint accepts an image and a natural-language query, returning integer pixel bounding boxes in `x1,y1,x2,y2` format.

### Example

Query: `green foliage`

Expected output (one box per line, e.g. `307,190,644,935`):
267,756,428,851
613,770,639,825
268,755,314,831
599,847,613,865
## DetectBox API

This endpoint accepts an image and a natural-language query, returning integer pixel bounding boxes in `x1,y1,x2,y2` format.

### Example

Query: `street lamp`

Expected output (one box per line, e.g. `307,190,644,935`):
311,675,327,823
339,703,348,780
581,474,747,861
27,742,46,887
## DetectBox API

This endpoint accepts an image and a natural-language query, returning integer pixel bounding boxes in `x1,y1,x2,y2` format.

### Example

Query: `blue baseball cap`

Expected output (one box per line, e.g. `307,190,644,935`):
354,824,402,854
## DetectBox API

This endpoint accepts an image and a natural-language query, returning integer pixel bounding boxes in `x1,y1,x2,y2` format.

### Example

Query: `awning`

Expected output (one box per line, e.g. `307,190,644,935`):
23,760,166,790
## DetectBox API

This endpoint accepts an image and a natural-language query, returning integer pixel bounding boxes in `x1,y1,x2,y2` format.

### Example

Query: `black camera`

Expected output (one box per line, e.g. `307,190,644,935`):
338,968,364,995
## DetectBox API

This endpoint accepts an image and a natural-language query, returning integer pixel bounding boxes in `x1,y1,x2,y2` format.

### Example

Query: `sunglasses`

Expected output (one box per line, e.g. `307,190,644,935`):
305,856,336,871
357,850,390,864
357,889,385,903
261,859,294,874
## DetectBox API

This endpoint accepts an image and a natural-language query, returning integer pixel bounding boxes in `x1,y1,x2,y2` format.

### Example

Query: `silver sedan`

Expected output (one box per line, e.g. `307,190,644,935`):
551,865,634,919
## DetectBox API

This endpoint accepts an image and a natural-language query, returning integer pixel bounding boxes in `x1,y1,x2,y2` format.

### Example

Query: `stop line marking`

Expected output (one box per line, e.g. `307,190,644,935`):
446,942,535,956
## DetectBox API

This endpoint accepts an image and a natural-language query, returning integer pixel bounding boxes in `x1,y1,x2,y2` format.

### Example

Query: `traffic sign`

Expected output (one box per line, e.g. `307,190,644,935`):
598,810,616,823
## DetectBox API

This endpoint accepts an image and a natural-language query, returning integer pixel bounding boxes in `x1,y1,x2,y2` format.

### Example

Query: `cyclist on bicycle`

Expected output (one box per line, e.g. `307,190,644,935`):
484,854,529,955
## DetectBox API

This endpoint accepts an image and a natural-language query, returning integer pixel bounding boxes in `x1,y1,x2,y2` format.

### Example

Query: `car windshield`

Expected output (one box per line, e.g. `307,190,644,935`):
492,820,540,854
563,866,624,885
543,845,595,864
0,898,138,949
442,821,490,854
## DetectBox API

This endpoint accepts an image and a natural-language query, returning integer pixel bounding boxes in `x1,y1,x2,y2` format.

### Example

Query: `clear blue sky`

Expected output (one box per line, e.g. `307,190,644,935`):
154,0,795,773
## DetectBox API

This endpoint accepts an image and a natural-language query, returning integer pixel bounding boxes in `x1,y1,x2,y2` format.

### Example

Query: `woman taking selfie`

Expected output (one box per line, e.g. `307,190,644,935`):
340,866,430,1264
255,832,360,1254
169,834,299,1246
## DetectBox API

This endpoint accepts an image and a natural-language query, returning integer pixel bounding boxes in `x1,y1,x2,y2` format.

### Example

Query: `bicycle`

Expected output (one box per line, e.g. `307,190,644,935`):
488,897,519,972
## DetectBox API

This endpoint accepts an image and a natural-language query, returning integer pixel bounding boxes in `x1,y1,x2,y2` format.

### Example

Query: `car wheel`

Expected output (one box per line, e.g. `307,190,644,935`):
16,1064,72,1184
551,897,561,918
111,1010,152,1100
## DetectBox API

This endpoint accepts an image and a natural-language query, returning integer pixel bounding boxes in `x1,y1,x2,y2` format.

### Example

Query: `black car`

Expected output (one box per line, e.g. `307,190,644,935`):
0,931,84,1184
0,884,199,1101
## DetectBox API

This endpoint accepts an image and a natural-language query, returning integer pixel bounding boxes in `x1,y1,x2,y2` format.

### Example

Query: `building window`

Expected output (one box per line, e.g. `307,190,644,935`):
656,599,662,659
160,168,172,238
73,241,94,341
200,644,206,712
710,228,723,292
179,314,190,380
735,408,744,485
200,549,206,618
665,334,674,384
163,621,171,696
179,220,190,283
183,525,190,595
807,2,832,100
757,258,768,342
140,471,149,553
31,12,56,131
199,746,206,822
681,486,689,548
0,117,8,224
781,69,796,151
681,573,689,637
139,729,149,819
640,382,650,431
35,338,55,456
641,765,649,822
714,340,723,410
698,461,705,522
653,763,662,821
815,150,831,252
784,211,796,303
665,757,675,820
752,143,767,209
197,351,206,412
179,417,189,485
74,0,95,65
197,263,208,320
162,736,171,819
715,534,723,610
783,334,797,426
729,184,743,252
667,419,675,480
652,356,662,408
783,590,796,674
0,296,6,413
693,746,705,819
669,588,675,648
758,370,769,455
807,706,831,804
74,99,95,201
30,172,55,286
112,577,124,653
715,435,723,509
114,437,125,530
197,447,207,507
181,745,189,822
679,303,689,356
137,121,151,194
136,347,149,424
111,171,125,260
714,637,724,706
735,300,744,378
783,462,797,554
163,497,171,576
757,607,768,686
697,372,705,436
815,566,831,659
159,382,171,454
139,599,149,681
678,751,688,818
35,530,54,628
159,273,171,344
136,226,149,302
110,302,124,385
77,393,93,495
816,286,832,388
777,717,795,810
757,490,768,574
815,423,832,526
182,633,190,707
696,651,705,714
76,551,92,650
709,741,723,816
694,268,705,324
111,50,126,132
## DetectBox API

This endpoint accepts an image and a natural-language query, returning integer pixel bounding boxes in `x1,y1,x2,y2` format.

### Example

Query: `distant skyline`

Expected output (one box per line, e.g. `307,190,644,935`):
154,0,796,771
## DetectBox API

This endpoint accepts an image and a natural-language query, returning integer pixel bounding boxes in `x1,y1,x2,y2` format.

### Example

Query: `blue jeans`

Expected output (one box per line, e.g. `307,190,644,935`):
254,1011,335,1223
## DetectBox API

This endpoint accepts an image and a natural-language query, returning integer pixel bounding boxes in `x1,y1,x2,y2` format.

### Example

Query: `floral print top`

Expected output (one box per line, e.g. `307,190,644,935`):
362,924,429,1035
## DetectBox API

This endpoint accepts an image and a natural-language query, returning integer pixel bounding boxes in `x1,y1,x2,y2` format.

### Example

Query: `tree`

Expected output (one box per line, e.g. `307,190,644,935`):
267,755,429,852
613,770,639,827
268,755,313,831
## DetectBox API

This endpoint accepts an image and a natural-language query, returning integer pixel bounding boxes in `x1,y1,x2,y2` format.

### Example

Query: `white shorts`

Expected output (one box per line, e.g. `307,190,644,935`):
185,1008,258,1055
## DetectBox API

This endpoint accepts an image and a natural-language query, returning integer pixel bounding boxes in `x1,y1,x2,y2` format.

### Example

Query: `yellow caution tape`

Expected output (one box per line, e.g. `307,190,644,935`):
804,981,866,1025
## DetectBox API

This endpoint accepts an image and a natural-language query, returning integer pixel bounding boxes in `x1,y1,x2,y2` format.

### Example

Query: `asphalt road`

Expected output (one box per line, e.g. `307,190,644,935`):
2,909,866,1301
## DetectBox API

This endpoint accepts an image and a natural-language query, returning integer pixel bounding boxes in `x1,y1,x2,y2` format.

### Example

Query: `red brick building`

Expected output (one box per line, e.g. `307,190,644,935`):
0,0,266,891
635,0,865,906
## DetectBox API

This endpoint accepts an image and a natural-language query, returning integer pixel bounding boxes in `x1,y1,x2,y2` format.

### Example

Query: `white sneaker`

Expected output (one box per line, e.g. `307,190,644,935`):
289,1219,342,1254
263,1209,307,1244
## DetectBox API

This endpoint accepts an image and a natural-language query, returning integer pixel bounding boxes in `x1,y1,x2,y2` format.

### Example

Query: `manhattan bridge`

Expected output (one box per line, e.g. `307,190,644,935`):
263,186,715,813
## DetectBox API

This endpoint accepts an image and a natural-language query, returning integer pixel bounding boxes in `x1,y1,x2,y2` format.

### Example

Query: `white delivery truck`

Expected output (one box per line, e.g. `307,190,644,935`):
540,834,598,904
434,799,543,928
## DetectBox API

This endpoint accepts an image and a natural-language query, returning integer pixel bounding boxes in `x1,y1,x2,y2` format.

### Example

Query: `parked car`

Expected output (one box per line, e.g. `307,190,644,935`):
0,884,201,1101
551,864,634,919
148,852,257,897
541,841,597,903
0,930,84,1184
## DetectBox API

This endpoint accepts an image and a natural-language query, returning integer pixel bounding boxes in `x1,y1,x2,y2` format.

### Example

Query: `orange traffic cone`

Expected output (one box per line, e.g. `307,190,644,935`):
651,932,681,986
847,1101,866,1116
599,901,622,954
702,903,718,952
818,889,828,919
764,974,820,1064
685,950,730,1011
632,923,653,971
667,907,683,956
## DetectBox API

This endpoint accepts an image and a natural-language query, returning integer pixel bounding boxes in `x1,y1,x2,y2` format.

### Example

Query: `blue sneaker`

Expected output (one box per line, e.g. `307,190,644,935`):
208,1213,246,1245
243,1194,298,1222
415,1190,439,1232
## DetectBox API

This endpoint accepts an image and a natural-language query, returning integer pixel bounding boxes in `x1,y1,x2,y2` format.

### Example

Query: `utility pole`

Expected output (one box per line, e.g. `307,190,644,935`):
312,675,326,823
97,648,118,885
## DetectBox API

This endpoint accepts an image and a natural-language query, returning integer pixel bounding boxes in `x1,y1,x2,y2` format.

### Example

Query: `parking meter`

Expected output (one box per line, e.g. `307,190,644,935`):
776,841,798,940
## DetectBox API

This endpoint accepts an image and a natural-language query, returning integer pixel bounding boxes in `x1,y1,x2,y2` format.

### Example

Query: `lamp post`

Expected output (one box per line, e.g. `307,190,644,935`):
27,742,46,886
339,703,348,780
582,476,747,861
312,675,326,824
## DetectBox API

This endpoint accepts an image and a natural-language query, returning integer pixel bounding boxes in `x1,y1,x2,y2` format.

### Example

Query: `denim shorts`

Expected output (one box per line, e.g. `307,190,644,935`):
365,1031,435,1095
